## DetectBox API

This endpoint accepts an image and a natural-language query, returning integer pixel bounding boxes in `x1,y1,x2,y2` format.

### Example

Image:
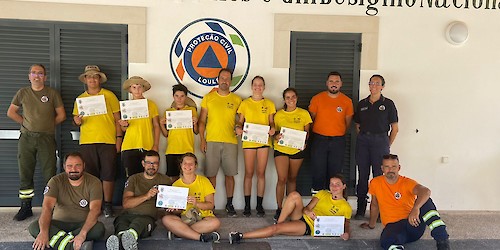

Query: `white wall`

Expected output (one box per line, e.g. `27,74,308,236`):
12,0,500,210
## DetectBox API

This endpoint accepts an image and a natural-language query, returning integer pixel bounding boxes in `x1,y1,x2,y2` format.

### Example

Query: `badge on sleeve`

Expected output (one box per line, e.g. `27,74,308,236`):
43,186,50,195
79,199,89,207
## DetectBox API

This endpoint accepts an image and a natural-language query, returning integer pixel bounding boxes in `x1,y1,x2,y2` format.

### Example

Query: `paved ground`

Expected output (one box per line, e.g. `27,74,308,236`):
1,207,500,249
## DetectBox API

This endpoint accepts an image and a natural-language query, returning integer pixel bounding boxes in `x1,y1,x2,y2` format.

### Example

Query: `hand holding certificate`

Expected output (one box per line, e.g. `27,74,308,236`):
76,95,107,117
166,110,193,129
314,216,345,237
156,185,189,209
242,122,270,144
278,127,307,150
120,99,149,120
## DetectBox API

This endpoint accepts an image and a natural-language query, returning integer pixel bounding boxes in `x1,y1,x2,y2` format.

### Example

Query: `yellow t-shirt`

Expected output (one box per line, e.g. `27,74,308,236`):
72,88,120,144
200,91,242,144
237,97,276,148
165,106,198,155
273,108,312,155
173,175,215,218
121,99,159,151
303,190,352,236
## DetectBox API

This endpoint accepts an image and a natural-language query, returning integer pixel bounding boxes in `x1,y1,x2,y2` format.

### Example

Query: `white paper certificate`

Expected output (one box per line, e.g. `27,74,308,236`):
76,95,107,117
156,185,189,209
166,110,193,129
278,127,307,150
120,99,149,120
242,122,270,144
313,216,345,237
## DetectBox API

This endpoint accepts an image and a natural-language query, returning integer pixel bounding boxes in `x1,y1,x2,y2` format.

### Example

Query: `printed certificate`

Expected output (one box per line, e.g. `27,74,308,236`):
156,185,189,210
120,99,149,120
313,216,345,237
278,127,307,150
76,95,107,117
166,110,193,129
242,122,270,144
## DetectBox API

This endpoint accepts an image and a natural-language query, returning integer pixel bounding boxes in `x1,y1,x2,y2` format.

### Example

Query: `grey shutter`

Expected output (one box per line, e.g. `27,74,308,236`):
0,21,52,205
290,32,361,195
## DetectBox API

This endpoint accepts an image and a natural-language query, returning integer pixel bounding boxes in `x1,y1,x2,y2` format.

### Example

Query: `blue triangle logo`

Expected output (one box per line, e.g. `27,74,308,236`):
197,45,221,68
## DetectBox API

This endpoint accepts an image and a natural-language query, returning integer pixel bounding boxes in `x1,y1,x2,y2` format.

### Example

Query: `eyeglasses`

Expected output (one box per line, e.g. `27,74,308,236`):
382,154,399,160
144,161,159,166
30,73,45,77
368,82,382,86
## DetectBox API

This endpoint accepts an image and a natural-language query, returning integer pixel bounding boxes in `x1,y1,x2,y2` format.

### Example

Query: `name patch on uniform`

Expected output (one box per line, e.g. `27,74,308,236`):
360,107,368,111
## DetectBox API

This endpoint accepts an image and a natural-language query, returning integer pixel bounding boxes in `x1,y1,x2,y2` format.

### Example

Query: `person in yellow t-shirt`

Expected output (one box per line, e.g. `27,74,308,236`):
160,84,198,183
162,153,221,243
72,65,122,218
198,68,242,217
118,76,160,177
272,88,312,221
235,76,276,218
229,174,352,244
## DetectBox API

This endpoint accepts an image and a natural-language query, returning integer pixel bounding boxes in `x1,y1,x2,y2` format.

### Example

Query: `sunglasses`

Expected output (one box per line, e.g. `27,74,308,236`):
382,154,399,160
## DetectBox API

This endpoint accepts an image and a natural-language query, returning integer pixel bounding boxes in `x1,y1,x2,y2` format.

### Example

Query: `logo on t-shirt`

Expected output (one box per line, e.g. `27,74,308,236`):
394,192,401,200
336,106,343,113
379,105,386,111
41,95,49,103
43,186,49,195
79,199,89,207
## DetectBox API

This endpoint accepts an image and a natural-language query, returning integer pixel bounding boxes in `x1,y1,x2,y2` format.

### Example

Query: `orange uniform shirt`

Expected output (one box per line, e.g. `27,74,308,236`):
309,91,353,136
369,175,418,226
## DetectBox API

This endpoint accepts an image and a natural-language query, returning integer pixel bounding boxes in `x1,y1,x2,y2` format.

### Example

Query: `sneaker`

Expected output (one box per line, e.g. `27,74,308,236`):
311,188,319,195
388,245,404,250
273,209,282,222
103,203,114,218
256,206,265,217
243,207,251,217
121,231,138,250
200,232,220,243
436,239,450,250
106,235,119,250
167,230,181,240
225,204,237,217
80,241,94,250
229,232,243,244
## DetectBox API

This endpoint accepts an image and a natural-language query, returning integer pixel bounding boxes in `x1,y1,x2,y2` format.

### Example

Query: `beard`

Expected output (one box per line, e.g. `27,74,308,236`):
145,168,157,177
328,87,339,94
68,172,83,181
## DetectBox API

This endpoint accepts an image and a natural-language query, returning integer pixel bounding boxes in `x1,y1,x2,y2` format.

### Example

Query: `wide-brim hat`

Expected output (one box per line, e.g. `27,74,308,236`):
170,96,197,110
123,76,151,92
78,65,107,84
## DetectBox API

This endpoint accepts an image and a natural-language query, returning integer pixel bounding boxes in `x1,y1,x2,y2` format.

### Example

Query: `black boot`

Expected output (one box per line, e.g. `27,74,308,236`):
354,198,367,220
13,199,33,221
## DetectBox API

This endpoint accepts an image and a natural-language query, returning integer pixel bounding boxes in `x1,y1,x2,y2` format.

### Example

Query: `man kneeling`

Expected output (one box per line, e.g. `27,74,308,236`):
360,154,450,250
106,150,172,250
162,153,221,242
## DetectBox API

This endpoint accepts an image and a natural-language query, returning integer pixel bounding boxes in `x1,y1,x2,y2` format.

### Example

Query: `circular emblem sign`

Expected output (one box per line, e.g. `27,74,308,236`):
170,18,251,99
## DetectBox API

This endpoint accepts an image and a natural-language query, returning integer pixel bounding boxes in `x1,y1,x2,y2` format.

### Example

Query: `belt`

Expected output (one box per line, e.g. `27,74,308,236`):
360,131,387,136
314,133,344,139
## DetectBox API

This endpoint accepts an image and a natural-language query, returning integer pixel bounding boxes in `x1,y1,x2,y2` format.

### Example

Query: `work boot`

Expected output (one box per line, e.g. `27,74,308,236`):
13,199,33,221
436,239,451,250
354,198,367,220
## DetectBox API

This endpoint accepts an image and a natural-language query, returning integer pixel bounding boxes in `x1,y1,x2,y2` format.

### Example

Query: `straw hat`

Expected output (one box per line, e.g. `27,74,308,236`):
78,65,107,84
170,96,197,110
122,76,151,92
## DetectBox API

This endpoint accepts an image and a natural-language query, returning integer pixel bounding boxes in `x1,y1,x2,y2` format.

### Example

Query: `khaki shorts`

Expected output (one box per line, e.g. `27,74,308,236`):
205,142,238,177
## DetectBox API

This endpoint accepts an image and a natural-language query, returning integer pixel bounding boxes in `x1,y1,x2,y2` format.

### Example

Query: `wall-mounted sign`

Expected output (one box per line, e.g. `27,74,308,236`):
170,18,251,98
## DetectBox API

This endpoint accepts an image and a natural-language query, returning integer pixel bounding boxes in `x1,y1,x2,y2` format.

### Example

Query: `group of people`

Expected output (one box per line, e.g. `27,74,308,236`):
7,64,449,250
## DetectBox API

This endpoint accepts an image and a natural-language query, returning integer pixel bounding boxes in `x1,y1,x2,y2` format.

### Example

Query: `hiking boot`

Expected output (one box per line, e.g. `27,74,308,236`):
80,241,93,250
200,232,220,242
106,235,119,250
243,206,251,217
229,232,243,244
103,202,114,218
273,209,282,222
121,231,138,250
225,204,237,217
13,199,33,221
436,239,450,250
256,206,265,217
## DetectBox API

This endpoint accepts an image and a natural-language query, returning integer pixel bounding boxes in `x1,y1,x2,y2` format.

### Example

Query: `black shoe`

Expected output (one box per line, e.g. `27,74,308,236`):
225,204,237,217
256,206,265,217
353,213,365,220
436,239,450,250
13,199,33,221
103,202,114,218
273,209,281,222
229,232,243,244
200,232,220,242
243,207,251,217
